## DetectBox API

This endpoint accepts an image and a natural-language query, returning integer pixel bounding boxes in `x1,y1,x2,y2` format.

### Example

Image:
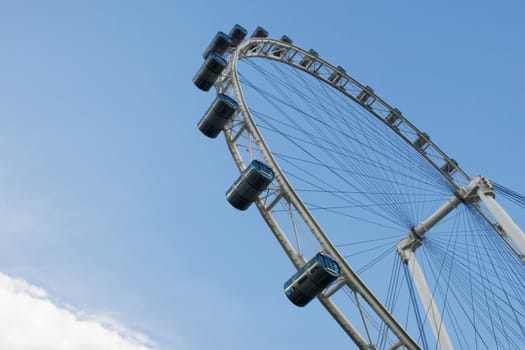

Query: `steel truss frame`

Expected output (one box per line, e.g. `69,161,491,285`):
212,37,525,349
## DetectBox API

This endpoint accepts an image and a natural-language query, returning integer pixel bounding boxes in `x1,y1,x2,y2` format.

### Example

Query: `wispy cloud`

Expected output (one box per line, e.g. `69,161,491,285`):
0,272,158,350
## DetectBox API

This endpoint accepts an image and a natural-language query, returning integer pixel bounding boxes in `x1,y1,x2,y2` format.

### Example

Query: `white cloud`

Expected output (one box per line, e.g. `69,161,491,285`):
0,272,158,350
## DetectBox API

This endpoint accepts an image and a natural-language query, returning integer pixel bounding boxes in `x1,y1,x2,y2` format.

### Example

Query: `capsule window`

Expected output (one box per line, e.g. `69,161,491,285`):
229,24,247,47
226,160,275,210
259,168,271,178
202,31,232,59
197,94,239,138
193,52,228,92
326,261,339,275
309,263,320,274
285,285,295,295
296,274,307,285
283,252,341,307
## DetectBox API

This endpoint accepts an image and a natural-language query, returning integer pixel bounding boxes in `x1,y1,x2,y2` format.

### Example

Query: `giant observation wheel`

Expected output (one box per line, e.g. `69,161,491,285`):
194,25,525,350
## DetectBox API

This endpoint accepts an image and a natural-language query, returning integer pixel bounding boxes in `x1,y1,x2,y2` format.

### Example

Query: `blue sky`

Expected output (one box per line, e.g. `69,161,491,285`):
0,1,524,349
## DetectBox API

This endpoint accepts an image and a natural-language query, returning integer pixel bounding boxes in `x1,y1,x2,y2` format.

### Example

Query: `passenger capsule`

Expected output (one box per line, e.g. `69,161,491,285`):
272,35,293,57
251,26,268,38
284,252,341,307
357,86,374,105
203,31,232,59
299,49,319,68
413,132,430,150
328,66,346,84
440,158,458,176
280,35,293,44
386,108,402,127
193,52,228,91
198,94,238,138
226,160,274,210
229,24,247,47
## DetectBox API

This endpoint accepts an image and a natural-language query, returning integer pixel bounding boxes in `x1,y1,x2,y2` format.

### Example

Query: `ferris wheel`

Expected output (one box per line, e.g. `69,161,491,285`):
193,25,525,350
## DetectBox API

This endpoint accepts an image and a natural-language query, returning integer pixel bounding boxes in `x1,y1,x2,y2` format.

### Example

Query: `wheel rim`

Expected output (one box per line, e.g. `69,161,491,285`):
212,36,525,349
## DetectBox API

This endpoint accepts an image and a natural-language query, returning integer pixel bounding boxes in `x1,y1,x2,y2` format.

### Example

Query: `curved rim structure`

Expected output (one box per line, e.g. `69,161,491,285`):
210,35,525,349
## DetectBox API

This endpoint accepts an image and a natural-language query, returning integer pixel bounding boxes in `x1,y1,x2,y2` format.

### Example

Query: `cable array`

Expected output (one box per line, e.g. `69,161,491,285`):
234,56,525,349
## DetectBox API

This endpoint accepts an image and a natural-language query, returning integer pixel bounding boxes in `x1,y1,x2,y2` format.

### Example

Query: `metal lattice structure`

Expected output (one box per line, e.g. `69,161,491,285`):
195,26,525,350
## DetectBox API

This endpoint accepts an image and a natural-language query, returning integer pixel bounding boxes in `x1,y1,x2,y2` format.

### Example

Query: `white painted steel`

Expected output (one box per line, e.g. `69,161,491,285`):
211,35,525,349
479,189,525,257
406,250,454,350
223,37,420,350
411,196,462,239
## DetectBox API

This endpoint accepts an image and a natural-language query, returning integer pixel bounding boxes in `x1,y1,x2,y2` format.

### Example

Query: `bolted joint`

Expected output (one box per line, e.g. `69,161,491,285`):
478,176,495,198
458,175,495,204
410,225,425,241
396,235,422,264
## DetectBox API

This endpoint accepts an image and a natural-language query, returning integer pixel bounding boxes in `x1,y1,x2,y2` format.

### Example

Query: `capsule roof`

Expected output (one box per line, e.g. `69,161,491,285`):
280,35,293,44
229,24,247,46
250,160,274,181
207,52,228,67
308,49,319,57
251,26,268,38
217,93,238,109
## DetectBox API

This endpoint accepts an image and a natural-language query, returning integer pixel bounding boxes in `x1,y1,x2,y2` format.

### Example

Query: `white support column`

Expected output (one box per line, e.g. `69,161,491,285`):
478,189,525,257
405,249,454,350
396,193,461,350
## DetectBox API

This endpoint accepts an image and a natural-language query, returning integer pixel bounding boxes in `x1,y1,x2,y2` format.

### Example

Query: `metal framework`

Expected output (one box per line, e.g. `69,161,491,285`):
209,36,525,349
